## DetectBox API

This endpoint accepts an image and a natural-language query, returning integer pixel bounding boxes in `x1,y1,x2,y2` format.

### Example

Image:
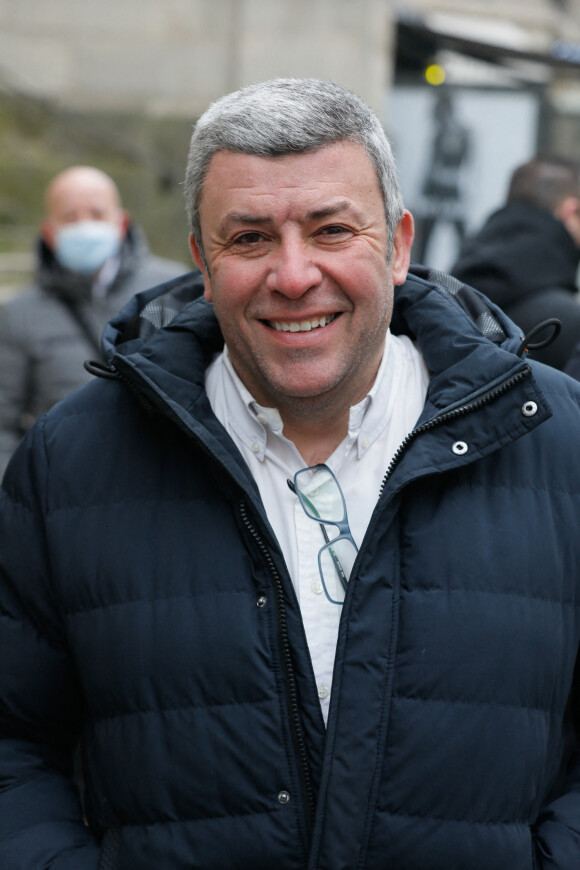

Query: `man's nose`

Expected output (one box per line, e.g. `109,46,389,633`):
266,238,323,297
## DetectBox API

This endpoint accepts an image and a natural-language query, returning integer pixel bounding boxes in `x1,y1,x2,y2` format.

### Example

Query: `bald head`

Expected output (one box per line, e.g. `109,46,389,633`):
42,166,127,251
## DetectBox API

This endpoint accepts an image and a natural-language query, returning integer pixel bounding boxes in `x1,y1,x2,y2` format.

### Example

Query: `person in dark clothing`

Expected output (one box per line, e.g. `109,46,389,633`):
2,79,580,870
0,166,187,476
452,154,580,369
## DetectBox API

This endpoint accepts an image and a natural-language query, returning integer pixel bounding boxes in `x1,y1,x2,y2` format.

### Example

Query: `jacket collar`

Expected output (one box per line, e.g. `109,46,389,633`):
378,269,550,497
393,268,527,409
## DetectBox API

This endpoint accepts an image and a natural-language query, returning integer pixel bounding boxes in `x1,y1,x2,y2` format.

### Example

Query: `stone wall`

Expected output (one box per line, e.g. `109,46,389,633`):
3,0,580,294
0,0,392,119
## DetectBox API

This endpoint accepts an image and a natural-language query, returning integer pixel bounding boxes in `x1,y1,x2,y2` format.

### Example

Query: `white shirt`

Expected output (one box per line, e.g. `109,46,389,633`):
206,330,429,723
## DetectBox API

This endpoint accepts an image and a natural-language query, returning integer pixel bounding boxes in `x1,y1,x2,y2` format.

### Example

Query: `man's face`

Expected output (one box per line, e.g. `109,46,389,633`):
42,168,127,250
190,141,413,415
557,195,580,248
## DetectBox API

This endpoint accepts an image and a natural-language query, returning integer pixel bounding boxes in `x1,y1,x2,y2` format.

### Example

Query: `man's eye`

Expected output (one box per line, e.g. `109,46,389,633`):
320,225,348,236
233,232,264,245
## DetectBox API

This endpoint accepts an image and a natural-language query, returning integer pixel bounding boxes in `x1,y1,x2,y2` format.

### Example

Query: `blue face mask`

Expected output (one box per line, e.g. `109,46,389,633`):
54,220,123,274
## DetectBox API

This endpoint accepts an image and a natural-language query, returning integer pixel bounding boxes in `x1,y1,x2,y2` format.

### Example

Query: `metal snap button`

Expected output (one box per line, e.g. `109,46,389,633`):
452,441,468,455
521,401,538,417
278,790,291,804
257,596,267,608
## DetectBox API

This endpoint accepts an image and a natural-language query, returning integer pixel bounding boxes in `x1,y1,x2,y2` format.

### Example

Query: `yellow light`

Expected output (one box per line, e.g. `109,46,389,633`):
425,64,446,86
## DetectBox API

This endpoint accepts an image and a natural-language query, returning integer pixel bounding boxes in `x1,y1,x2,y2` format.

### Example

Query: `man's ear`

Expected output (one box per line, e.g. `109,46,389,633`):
118,209,131,238
555,196,580,247
556,196,580,224
189,234,212,301
40,220,57,251
391,211,415,286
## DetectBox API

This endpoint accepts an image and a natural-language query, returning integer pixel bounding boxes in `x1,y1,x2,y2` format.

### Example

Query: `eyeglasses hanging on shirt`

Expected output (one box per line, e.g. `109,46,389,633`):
287,464,358,605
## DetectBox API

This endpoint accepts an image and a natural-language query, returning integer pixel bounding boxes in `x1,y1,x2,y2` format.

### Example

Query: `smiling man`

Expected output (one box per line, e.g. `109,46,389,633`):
2,79,580,870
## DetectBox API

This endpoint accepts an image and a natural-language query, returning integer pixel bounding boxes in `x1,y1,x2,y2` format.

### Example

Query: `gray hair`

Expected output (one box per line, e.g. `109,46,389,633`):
184,78,404,265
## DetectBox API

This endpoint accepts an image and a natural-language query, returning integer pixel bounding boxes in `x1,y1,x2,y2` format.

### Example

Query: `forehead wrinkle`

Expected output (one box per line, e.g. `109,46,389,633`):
217,213,275,234
306,199,365,222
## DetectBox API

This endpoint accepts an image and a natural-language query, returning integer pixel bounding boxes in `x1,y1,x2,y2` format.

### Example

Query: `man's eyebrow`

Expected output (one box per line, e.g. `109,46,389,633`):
306,200,363,221
219,213,274,230
218,201,364,232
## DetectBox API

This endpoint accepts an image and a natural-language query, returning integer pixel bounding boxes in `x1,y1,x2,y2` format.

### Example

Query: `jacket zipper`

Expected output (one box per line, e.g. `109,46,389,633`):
239,500,316,843
379,364,532,498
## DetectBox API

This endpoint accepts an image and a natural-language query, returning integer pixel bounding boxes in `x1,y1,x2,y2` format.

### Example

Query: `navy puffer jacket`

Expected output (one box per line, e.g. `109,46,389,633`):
1,268,580,869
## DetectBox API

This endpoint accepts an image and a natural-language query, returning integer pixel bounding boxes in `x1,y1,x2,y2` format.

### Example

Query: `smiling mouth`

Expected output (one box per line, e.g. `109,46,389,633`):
265,313,338,333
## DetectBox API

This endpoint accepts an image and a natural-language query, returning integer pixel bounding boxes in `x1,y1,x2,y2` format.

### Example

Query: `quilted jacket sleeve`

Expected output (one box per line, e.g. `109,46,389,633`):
0,423,100,869
0,302,31,478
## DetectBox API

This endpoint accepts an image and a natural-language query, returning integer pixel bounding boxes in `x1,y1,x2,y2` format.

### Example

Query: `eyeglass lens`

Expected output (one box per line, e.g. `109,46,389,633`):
319,537,358,604
294,465,346,523
294,465,358,605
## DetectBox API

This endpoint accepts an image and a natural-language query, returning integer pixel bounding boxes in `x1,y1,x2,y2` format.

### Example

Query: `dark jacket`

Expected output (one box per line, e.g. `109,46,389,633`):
0,223,187,476
1,268,580,870
452,201,580,369
566,344,580,380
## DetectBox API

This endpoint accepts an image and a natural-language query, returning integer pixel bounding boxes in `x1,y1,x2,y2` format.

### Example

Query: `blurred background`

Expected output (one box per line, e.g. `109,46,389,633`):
2,0,580,298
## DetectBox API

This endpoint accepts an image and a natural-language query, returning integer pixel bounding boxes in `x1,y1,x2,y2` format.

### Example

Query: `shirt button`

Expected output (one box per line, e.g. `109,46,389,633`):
318,685,330,700
251,442,262,454
311,579,323,595
361,437,369,449
257,412,268,425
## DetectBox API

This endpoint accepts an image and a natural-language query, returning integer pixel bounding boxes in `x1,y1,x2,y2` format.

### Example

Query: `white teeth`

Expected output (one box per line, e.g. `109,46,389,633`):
271,314,335,332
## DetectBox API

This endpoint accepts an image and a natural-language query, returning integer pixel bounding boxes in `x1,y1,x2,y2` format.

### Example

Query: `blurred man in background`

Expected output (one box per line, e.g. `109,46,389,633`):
0,165,187,476
452,154,580,369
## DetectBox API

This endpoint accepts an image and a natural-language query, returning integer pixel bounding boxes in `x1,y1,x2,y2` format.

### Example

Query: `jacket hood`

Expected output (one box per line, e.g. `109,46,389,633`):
102,268,208,358
36,221,151,304
103,266,522,355
452,201,580,310
99,265,527,417
91,265,545,530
